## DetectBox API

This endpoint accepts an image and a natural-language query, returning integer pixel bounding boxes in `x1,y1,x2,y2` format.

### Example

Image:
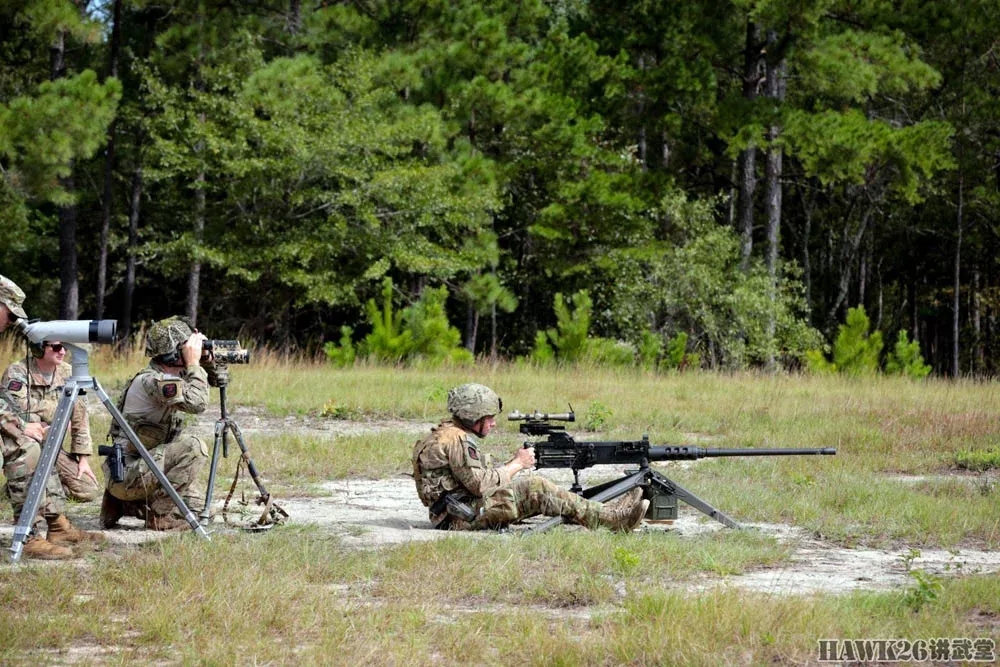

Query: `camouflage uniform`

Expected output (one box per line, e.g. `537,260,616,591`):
412,417,604,530
105,362,209,519
0,275,29,462
0,357,101,512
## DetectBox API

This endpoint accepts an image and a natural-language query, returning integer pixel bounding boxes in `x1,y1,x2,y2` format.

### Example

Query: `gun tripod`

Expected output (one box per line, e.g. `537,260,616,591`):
529,460,741,534
8,344,210,563
200,384,287,530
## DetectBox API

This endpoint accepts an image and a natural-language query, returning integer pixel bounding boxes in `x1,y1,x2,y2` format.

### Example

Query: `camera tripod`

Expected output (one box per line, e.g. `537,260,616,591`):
8,343,210,563
200,383,287,530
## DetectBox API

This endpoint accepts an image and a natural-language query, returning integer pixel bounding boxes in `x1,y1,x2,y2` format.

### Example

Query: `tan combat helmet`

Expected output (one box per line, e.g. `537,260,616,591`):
0,274,27,319
447,383,502,428
145,317,194,358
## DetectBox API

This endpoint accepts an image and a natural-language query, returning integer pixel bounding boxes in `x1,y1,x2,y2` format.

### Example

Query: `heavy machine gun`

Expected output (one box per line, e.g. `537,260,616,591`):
508,409,836,532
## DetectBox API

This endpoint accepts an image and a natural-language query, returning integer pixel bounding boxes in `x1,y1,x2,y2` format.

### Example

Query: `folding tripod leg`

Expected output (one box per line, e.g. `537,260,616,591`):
200,418,227,524
646,470,742,529
9,383,80,563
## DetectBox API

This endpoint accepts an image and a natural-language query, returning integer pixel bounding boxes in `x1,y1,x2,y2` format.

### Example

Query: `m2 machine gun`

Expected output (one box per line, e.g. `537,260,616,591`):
508,409,836,532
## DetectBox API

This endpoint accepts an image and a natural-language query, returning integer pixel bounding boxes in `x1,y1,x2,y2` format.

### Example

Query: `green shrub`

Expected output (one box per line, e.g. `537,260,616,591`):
361,278,414,362
954,448,1000,471
530,290,636,367
806,306,883,375
323,325,357,367
885,330,931,379
636,330,663,371
327,278,472,366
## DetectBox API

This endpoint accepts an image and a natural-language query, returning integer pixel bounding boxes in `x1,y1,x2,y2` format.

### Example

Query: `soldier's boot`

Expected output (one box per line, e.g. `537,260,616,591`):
100,490,125,529
46,514,107,545
597,498,650,532
22,535,74,560
145,514,190,532
603,487,643,512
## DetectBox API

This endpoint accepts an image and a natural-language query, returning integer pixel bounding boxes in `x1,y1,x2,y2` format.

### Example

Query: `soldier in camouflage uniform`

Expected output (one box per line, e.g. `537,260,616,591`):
1,341,102,502
412,383,648,531
100,316,210,531
0,275,105,559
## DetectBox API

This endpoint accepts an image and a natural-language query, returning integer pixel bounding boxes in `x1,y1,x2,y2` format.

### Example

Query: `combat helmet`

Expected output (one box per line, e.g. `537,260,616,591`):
447,383,502,428
145,317,194,359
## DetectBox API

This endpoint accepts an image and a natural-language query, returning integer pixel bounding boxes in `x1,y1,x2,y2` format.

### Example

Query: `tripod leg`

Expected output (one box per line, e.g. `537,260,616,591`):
9,385,80,563
647,470,742,529
93,382,210,541
220,421,288,525
528,469,648,535
226,421,270,499
200,419,226,524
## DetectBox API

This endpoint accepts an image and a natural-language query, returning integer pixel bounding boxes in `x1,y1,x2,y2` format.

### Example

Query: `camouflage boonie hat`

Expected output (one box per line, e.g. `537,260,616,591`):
447,383,502,425
145,316,194,358
0,275,27,319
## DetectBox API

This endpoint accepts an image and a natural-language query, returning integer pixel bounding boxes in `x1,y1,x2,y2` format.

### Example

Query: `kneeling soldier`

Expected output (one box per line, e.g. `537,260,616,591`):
101,317,209,531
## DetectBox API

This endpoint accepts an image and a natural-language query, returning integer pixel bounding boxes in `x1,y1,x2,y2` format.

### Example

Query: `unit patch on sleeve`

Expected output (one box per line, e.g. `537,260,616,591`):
6,380,23,392
467,445,479,460
161,383,178,398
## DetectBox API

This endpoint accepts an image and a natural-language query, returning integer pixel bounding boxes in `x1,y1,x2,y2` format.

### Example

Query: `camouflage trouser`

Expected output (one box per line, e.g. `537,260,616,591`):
2,437,67,534
106,432,207,518
55,450,101,502
448,476,600,530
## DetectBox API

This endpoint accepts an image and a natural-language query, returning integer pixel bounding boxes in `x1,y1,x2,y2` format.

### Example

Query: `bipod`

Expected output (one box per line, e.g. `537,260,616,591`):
200,384,288,531
8,343,210,563
527,460,742,534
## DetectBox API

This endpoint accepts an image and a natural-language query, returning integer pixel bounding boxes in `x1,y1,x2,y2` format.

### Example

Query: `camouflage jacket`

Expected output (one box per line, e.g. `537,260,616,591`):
0,357,92,455
109,362,209,452
411,418,512,522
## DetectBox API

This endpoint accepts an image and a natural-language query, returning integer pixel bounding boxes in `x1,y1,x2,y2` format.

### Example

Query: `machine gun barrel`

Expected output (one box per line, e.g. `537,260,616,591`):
648,446,837,460
532,437,836,470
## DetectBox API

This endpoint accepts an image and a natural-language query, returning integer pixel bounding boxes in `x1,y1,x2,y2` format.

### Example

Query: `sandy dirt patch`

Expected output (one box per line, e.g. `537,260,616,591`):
7,410,1000,597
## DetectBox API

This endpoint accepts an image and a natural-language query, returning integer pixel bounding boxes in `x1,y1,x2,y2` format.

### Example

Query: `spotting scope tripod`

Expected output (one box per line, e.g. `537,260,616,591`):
7,319,210,563
200,379,287,529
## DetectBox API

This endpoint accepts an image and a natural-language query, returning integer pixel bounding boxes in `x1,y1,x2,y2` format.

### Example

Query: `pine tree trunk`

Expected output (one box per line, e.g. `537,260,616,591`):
738,21,762,272
122,162,143,343
973,266,983,374
763,32,785,371
96,0,122,318
52,29,79,319
188,171,205,325
952,173,963,377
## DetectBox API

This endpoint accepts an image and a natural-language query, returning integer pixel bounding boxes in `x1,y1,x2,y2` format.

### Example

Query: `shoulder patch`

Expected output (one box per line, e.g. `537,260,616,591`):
162,383,178,398
7,380,23,392
467,445,479,461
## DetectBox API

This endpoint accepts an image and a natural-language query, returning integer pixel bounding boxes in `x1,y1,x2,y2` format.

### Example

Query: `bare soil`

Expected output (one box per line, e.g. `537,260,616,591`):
6,408,1000,596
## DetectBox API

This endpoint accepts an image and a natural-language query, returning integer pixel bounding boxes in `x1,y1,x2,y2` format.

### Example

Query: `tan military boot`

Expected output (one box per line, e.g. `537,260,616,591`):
603,487,643,512
46,514,107,544
598,498,650,532
145,514,190,532
23,535,74,560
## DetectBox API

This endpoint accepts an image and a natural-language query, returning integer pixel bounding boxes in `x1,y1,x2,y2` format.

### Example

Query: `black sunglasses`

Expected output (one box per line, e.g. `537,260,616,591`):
45,343,64,352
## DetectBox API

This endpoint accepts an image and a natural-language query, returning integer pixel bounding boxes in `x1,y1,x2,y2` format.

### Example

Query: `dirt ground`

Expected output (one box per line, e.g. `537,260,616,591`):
5,406,1000,596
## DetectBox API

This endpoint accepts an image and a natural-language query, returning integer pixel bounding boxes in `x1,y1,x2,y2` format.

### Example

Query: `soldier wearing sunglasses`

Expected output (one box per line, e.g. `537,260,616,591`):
0,339,104,559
